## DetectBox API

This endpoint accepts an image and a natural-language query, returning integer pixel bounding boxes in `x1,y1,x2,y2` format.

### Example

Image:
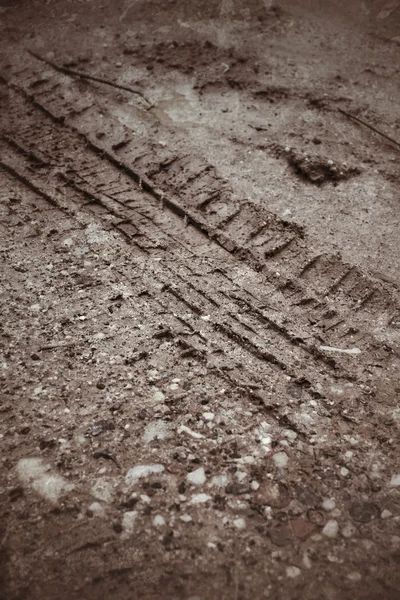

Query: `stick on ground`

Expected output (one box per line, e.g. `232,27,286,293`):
338,107,400,151
28,49,153,107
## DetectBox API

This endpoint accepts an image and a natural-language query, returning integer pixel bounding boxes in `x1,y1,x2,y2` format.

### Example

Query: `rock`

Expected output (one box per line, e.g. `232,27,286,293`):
254,481,290,508
210,473,230,488
349,502,380,523
203,412,215,421
121,511,137,538
178,425,204,439
290,518,317,540
381,509,392,519
390,474,400,487
91,478,114,503
322,519,339,538
179,514,192,522
16,458,74,504
187,467,206,486
269,523,293,546
143,421,173,444
190,493,211,504
322,498,336,511
286,566,301,579
273,452,289,468
347,572,362,582
125,464,165,486
153,515,166,527
341,521,357,538
233,518,246,530
88,502,105,517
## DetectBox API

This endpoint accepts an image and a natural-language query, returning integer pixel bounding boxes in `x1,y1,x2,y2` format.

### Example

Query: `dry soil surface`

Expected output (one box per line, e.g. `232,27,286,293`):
1,1,400,599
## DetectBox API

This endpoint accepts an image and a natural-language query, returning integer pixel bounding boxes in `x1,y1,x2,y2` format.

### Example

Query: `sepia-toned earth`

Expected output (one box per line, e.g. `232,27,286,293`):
1,1,400,598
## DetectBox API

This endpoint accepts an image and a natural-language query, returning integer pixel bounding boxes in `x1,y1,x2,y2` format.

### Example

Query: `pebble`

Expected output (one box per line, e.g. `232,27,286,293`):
210,473,230,488
125,464,165,486
322,519,339,538
286,566,301,579
143,421,173,444
16,458,74,504
187,467,206,486
180,514,192,522
152,390,165,403
347,572,362,582
88,502,105,517
390,474,400,487
322,498,336,511
340,467,350,477
153,515,166,527
121,511,137,538
91,478,114,503
178,425,204,439
203,412,215,421
273,451,289,468
190,493,211,504
341,521,357,538
233,518,246,530
381,509,392,519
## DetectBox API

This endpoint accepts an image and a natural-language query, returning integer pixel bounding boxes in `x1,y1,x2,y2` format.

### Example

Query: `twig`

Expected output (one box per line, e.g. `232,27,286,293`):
338,108,400,151
27,49,153,107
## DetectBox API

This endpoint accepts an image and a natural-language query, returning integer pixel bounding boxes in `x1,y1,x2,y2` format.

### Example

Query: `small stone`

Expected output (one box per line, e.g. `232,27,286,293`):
273,452,288,468
203,412,215,421
347,572,361,582
270,523,293,546
290,518,316,540
381,509,392,519
322,498,336,511
341,521,357,538
143,421,173,444
121,511,137,538
233,518,246,530
254,481,290,508
251,480,260,491
190,493,211,504
322,519,339,538
349,502,380,523
187,467,206,486
125,464,165,486
152,390,165,403
179,514,192,522
390,474,400,487
340,467,349,477
153,515,166,527
286,566,301,579
88,502,105,517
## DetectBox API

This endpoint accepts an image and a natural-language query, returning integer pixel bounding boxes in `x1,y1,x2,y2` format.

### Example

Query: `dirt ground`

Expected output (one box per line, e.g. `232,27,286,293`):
1,1,400,599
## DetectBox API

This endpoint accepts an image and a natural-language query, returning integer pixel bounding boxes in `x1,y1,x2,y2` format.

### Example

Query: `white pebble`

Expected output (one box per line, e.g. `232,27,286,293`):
125,464,165,485
340,467,349,477
179,514,192,522
251,480,260,490
187,467,206,486
322,498,336,511
322,519,339,538
153,515,166,527
341,522,357,538
233,518,246,530
273,451,288,468
286,566,301,579
88,502,105,517
347,572,361,582
390,474,400,487
381,509,392,519
190,493,211,504
203,412,215,421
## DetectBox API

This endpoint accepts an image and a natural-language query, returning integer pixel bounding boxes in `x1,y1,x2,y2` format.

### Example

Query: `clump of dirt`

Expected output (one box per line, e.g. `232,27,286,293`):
282,148,361,184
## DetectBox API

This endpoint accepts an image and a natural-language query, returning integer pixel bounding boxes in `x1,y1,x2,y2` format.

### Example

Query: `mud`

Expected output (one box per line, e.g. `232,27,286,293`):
1,1,400,599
